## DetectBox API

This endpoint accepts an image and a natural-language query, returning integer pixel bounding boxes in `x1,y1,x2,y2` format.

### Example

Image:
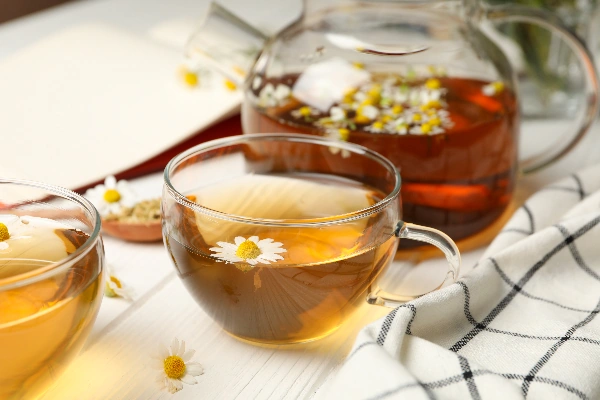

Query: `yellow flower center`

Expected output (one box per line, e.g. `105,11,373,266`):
429,117,442,126
421,123,432,134
105,276,123,298
425,78,441,90
352,61,364,69
164,356,186,379
224,79,237,91
235,240,262,260
367,86,381,103
492,81,504,93
372,121,384,130
420,100,442,112
360,98,375,107
183,71,199,87
381,115,392,123
412,113,423,122
0,223,9,241
299,106,312,117
338,128,350,141
391,105,404,115
103,189,121,203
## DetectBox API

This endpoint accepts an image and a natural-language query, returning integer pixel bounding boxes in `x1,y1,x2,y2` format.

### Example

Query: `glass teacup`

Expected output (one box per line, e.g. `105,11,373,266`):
161,134,460,344
0,179,105,399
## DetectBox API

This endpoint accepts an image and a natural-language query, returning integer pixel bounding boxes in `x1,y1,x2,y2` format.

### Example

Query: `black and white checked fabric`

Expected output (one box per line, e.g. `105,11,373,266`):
324,164,600,399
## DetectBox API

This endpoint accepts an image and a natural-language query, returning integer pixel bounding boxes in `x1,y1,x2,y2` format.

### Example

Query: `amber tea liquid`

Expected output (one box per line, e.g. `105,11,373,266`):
0,217,103,400
243,75,518,242
165,174,397,344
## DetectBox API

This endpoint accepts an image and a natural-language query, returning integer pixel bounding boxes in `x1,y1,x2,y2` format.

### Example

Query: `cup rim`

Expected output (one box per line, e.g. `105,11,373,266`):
0,178,102,290
163,133,402,227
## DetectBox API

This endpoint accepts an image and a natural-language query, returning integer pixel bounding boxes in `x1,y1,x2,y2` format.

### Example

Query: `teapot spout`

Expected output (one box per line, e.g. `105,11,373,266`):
185,2,268,85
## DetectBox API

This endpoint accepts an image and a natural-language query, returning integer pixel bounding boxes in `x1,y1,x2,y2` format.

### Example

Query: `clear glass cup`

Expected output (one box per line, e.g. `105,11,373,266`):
0,179,105,399
161,134,460,344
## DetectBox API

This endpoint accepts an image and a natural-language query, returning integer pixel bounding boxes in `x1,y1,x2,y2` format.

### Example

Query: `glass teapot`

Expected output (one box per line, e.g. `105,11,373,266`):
186,0,599,243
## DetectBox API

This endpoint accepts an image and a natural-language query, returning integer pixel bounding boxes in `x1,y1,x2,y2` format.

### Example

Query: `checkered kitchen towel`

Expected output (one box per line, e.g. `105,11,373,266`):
323,164,600,400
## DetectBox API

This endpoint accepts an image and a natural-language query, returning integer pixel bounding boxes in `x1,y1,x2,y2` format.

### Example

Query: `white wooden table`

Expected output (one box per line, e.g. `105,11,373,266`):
35,120,600,400
2,1,600,398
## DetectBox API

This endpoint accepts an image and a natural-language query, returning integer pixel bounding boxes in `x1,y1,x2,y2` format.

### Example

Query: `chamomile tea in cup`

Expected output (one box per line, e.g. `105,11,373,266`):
162,134,460,344
0,179,104,399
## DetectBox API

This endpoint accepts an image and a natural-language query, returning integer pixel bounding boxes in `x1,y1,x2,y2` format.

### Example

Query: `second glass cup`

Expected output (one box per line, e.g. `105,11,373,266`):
162,134,460,344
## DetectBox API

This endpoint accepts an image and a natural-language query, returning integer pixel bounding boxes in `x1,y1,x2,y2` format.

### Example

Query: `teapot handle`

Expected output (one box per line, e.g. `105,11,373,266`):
486,6,599,175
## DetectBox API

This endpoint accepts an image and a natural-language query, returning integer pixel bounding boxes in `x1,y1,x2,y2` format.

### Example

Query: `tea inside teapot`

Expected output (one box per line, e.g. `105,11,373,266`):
244,62,518,242
187,0,598,244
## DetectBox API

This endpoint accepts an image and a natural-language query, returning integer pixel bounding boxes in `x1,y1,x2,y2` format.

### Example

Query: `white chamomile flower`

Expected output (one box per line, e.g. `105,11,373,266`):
258,83,291,107
152,338,204,394
258,83,275,107
409,122,445,135
84,176,137,217
483,81,505,96
389,117,408,135
359,105,379,120
393,86,410,104
324,128,351,158
330,106,346,121
291,106,319,119
210,236,286,266
274,84,291,101
0,215,30,251
409,89,422,107
365,121,385,133
104,264,134,301
420,88,443,105
353,91,367,103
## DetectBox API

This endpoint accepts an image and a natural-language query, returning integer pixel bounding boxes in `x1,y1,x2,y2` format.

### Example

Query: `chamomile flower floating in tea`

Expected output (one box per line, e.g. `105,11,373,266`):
0,215,30,251
210,236,286,266
104,264,134,301
84,175,136,217
152,338,204,394
482,81,505,96
257,83,291,108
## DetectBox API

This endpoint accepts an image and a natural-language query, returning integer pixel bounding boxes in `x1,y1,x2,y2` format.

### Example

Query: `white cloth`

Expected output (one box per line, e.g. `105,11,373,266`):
324,164,600,400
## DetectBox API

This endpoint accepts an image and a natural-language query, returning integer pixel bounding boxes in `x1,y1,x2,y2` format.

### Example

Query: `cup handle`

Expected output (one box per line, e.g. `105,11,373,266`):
485,5,599,174
366,221,461,307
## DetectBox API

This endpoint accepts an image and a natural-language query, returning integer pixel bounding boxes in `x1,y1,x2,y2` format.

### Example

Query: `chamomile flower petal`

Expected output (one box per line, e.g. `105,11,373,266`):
180,375,198,385
185,363,205,376
182,349,196,362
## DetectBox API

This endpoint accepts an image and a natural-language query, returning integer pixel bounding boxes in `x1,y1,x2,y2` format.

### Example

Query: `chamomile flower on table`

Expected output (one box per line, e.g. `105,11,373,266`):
84,176,137,217
210,236,286,266
104,264,134,301
152,338,204,394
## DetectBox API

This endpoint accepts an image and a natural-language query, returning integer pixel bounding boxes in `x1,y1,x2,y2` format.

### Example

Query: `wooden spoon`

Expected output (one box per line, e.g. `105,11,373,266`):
101,219,163,242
